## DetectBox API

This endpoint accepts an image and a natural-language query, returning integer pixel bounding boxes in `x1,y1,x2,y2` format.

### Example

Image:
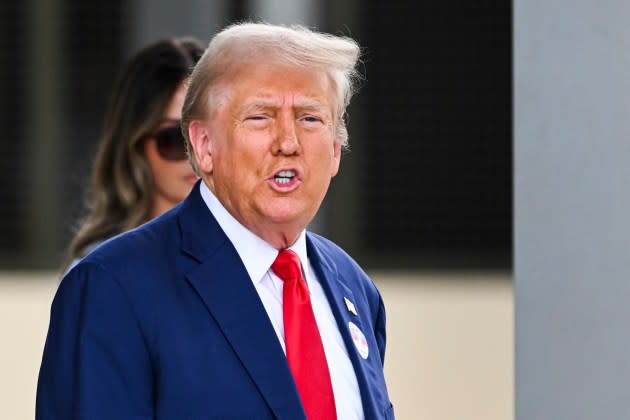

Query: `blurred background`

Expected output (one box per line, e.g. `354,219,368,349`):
0,0,512,419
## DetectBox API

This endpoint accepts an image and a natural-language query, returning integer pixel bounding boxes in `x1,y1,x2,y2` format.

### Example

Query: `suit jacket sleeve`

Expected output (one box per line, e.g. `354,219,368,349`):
374,291,388,366
36,262,154,419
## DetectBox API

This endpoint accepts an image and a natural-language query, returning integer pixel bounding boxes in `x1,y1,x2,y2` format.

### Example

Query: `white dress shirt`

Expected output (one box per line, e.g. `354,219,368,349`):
200,182,364,420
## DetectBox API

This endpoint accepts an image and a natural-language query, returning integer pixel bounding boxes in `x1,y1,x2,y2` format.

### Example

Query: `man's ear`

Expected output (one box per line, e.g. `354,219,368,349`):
331,142,342,177
188,120,213,174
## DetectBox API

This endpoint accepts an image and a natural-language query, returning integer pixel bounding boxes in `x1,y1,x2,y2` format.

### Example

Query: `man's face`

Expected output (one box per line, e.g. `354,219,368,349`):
191,62,341,246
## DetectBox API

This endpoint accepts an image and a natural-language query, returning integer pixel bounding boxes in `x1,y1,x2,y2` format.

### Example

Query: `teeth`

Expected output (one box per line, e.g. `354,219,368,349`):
274,170,296,185
276,170,295,178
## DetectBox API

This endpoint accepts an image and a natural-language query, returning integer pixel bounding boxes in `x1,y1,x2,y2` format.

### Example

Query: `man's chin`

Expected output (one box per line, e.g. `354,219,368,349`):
262,202,318,226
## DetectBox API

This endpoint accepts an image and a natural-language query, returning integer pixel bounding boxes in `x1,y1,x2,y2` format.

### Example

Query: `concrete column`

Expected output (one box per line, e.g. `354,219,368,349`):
248,0,319,26
129,0,229,52
515,1,630,419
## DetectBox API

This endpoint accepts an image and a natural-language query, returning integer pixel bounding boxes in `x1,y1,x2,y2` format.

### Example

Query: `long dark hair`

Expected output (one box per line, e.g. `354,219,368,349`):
63,37,205,272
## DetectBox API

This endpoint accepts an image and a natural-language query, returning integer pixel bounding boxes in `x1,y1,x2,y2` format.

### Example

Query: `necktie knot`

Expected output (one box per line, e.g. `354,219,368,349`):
271,249,302,283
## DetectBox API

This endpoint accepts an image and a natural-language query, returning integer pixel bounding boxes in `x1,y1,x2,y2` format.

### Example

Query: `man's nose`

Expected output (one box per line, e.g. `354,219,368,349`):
274,117,300,155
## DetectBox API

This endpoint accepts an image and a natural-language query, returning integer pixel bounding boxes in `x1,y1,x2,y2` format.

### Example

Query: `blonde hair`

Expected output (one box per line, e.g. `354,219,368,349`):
182,22,362,174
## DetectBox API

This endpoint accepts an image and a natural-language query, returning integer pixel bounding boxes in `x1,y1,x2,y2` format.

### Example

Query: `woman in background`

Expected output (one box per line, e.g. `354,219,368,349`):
62,37,205,273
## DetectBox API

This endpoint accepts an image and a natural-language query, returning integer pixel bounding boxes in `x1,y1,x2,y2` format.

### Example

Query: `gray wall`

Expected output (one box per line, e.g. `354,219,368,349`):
130,0,228,52
515,1,630,419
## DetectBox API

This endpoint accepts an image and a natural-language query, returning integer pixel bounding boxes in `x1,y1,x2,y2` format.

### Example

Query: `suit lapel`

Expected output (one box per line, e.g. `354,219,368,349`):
306,235,382,420
178,184,305,419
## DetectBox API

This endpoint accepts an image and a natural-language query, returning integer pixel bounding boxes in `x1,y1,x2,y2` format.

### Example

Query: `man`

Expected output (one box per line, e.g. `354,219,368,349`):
37,22,394,419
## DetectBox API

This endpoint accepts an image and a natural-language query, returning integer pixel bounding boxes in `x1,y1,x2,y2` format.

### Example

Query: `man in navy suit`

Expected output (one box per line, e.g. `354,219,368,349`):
37,22,394,419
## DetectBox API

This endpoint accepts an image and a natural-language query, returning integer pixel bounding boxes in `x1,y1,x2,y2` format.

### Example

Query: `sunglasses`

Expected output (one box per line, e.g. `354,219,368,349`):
148,125,188,161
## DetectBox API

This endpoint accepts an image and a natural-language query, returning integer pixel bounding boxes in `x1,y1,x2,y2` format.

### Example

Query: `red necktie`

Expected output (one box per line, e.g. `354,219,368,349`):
271,249,337,420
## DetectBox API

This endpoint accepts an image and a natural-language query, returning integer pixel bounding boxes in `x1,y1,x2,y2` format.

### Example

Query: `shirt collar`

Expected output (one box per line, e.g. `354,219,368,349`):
199,181,308,284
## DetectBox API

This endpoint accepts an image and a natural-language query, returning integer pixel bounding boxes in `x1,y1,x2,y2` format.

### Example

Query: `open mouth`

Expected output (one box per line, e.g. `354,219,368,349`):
274,170,297,185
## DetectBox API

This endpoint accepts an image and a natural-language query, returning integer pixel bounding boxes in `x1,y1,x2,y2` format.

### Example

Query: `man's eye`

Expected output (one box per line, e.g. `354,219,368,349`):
301,115,322,123
243,115,270,129
244,115,270,124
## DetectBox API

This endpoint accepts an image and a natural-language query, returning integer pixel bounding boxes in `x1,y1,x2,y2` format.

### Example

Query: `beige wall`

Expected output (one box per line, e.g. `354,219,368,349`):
374,272,513,420
0,271,512,420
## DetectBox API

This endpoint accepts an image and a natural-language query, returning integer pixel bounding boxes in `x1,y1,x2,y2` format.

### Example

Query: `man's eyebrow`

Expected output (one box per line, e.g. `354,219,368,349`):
294,98,327,113
239,98,328,114
240,99,281,114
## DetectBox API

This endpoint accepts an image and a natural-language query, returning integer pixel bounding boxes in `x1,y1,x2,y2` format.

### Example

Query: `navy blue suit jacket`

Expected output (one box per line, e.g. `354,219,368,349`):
37,184,394,419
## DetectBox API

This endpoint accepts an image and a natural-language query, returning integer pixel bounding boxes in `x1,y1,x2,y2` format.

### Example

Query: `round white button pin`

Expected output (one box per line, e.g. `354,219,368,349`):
348,321,369,359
